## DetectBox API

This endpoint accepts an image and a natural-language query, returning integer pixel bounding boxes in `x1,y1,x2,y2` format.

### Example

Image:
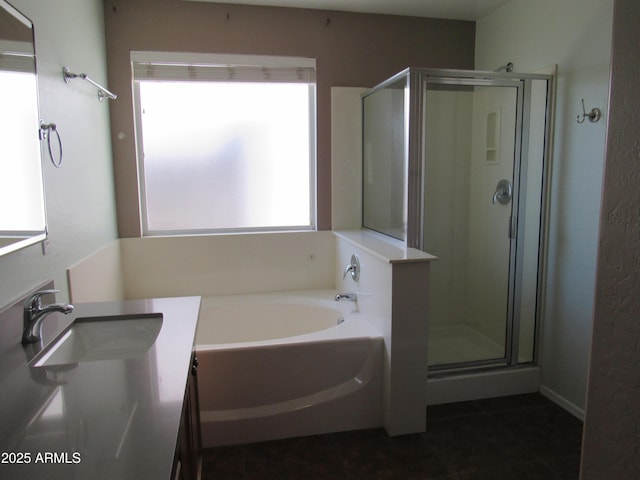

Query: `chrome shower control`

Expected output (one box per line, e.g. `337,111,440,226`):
492,179,513,205
342,254,360,281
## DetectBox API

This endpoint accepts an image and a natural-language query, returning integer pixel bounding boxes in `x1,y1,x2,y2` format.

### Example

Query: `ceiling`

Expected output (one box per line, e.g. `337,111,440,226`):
184,0,512,21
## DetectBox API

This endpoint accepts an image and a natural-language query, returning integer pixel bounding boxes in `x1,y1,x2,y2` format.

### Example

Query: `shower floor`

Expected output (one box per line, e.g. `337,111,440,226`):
428,324,504,366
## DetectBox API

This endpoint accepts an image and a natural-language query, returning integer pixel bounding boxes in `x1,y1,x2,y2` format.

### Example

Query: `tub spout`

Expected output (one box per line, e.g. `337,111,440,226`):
335,293,357,302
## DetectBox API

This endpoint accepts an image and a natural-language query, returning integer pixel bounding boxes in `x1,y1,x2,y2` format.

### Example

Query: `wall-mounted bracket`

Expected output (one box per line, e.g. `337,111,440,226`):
63,66,117,102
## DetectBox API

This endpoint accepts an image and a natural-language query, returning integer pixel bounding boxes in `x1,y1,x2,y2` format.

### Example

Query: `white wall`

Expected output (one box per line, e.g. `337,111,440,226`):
120,232,335,299
67,233,336,302
476,0,614,413
331,87,365,231
0,0,118,308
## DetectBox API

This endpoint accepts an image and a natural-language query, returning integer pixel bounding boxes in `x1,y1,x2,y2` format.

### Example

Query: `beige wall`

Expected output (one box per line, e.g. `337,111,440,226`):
0,0,117,308
102,0,475,236
581,0,640,477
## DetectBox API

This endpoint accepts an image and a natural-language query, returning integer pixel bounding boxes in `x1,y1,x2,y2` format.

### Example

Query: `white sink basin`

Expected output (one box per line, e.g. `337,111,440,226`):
32,313,163,367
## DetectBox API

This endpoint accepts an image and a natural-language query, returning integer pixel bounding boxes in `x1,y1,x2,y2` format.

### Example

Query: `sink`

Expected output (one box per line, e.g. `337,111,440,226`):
32,313,163,367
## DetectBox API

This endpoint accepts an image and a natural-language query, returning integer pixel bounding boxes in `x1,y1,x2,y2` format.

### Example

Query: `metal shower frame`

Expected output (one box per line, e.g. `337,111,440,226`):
363,67,555,372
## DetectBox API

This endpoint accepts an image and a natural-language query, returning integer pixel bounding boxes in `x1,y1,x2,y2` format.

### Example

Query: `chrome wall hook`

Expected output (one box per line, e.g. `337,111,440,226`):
495,62,514,73
577,98,601,124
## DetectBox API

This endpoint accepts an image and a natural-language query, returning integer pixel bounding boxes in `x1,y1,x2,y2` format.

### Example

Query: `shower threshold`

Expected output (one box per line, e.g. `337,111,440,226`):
426,364,541,405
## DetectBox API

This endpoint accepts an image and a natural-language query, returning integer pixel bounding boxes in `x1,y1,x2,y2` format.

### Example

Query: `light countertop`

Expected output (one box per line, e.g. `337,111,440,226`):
0,295,201,480
334,230,437,263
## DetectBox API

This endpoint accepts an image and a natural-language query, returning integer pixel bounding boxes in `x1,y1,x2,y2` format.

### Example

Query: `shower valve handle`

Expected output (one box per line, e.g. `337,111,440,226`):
342,254,360,281
492,179,513,205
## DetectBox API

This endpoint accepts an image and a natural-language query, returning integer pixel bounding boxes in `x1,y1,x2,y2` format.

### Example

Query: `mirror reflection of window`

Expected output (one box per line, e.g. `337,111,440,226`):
0,0,47,256
0,69,44,231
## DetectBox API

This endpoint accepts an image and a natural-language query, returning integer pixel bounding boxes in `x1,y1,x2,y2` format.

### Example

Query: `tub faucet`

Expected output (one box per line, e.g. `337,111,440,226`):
22,289,74,344
335,293,357,302
342,254,360,281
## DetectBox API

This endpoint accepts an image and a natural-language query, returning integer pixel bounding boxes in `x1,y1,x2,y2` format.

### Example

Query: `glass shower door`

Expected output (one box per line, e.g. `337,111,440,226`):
423,81,521,368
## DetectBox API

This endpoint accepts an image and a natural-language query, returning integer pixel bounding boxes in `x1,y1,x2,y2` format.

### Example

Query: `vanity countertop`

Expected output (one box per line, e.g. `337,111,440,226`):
0,295,201,480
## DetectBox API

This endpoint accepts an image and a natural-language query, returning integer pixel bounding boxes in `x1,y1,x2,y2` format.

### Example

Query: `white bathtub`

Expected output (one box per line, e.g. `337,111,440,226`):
195,290,384,447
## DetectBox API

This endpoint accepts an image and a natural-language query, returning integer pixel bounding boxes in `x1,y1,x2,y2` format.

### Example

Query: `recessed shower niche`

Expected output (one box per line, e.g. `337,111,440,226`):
485,109,500,164
362,68,554,373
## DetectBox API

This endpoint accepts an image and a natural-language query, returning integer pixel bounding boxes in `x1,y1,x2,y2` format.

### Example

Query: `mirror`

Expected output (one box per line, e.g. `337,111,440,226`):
0,0,46,256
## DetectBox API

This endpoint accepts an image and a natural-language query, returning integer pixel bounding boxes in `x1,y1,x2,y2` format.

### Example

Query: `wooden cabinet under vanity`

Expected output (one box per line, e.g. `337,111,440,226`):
173,353,203,480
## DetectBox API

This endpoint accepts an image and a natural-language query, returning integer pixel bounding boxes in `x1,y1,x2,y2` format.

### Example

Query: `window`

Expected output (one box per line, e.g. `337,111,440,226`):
131,52,316,235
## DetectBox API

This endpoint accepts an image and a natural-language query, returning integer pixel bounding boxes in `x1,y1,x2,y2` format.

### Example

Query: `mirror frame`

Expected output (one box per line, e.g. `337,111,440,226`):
0,0,47,257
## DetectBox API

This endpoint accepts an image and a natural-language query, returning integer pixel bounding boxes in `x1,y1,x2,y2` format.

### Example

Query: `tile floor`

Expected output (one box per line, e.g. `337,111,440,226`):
201,393,583,479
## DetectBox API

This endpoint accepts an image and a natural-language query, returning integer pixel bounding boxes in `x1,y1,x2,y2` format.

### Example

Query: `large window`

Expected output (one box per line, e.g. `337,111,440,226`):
132,52,316,235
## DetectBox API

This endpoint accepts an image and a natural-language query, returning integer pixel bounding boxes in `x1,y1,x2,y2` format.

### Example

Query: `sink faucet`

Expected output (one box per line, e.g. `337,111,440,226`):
22,289,74,344
335,293,357,302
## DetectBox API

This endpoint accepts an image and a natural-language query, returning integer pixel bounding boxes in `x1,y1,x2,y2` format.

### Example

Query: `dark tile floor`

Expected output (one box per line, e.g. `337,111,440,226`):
201,393,583,479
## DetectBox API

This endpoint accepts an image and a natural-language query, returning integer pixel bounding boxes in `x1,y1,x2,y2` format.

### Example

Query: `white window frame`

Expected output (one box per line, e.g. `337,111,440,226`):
131,51,317,236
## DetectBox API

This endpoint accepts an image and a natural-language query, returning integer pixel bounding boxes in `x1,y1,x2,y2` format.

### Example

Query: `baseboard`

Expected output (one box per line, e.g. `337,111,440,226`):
539,384,585,420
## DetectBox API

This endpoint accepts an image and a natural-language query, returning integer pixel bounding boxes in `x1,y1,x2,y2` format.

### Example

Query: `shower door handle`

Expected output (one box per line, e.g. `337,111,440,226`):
492,179,512,205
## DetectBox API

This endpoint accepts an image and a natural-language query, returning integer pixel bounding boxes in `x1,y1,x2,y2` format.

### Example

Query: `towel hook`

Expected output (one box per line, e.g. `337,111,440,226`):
577,99,601,124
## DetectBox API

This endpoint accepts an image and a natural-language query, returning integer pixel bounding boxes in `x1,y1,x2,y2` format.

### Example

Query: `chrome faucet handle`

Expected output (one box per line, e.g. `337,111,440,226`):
24,289,60,310
342,254,360,281
343,264,356,279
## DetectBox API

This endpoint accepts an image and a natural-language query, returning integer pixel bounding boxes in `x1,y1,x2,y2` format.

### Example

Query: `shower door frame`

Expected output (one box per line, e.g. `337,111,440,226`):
404,68,554,372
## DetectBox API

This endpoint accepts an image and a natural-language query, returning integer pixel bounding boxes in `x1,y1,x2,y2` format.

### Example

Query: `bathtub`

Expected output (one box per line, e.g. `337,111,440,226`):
195,290,384,447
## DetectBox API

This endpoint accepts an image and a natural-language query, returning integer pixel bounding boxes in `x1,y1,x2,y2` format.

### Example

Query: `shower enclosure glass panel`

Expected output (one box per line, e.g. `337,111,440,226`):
362,69,553,372
362,76,407,241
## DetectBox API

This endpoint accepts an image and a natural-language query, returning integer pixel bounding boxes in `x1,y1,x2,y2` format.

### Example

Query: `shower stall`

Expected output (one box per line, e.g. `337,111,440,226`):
362,68,553,374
